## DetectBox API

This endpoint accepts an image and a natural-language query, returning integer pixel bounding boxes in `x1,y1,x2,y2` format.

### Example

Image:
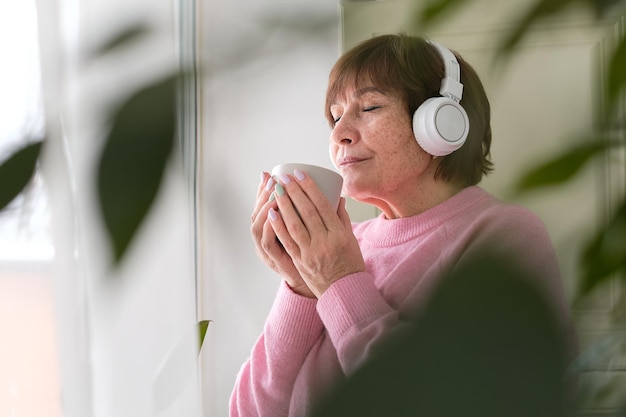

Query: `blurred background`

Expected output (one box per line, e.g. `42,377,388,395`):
1,0,624,416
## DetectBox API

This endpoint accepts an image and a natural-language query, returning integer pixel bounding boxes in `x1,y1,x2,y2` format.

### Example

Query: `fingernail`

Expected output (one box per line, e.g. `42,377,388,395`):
269,192,275,202
294,169,305,181
275,183,285,197
279,173,291,184
265,177,275,191
260,172,266,183
268,208,278,221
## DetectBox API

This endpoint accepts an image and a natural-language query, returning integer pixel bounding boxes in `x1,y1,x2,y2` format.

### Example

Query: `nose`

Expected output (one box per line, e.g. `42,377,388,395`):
330,113,358,146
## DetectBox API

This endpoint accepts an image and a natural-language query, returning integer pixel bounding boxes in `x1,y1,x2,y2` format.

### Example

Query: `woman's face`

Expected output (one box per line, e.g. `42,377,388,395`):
328,82,432,206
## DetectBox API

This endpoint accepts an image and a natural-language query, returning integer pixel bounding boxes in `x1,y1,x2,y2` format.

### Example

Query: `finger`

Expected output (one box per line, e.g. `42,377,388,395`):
259,211,281,257
337,197,352,229
275,173,328,235
289,170,340,232
256,172,267,198
251,195,278,249
251,207,267,253
268,207,302,259
254,204,304,278
251,172,276,223
272,179,317,248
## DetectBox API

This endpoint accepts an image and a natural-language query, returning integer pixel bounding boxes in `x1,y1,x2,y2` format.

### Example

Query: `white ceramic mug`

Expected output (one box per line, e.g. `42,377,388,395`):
271,163,343,210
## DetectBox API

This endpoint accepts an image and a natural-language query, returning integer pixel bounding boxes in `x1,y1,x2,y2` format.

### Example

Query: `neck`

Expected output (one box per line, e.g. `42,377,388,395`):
362,179,464,219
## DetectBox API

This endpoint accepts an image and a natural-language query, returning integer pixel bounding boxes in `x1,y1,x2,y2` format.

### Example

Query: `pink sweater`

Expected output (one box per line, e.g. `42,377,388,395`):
230,186,574,417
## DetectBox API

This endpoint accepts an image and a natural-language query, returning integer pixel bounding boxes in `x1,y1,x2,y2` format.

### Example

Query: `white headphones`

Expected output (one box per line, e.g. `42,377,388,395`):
413,41,469,156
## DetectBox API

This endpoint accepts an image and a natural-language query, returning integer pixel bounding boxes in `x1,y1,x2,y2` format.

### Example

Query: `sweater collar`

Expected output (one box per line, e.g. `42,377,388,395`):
359,186,489,247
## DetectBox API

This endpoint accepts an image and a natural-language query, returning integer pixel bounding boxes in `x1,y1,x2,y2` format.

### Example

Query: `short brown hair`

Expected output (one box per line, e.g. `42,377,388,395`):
325,33,493,186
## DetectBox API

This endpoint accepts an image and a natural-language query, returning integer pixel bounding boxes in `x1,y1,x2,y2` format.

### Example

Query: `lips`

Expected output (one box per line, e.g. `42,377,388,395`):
338,156,367,167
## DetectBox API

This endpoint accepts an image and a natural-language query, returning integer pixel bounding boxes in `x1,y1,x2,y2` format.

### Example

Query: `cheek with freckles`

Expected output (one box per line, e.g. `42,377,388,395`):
371,121,433,188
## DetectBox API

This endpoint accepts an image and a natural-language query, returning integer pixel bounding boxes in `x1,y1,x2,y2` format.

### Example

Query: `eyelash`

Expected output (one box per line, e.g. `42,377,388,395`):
332,106,380,124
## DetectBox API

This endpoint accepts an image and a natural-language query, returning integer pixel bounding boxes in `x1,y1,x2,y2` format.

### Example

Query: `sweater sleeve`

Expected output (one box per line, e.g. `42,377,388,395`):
316,272,407,375
229,282,324,417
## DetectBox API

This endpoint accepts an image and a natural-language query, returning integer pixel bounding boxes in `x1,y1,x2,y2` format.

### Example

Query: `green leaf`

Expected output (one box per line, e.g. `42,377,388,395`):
515,141,607,193
607,37,626,111
498,0,579,57
586,0,625,17
0,140,43,211
417,0,470,26
97,74,178,264
198,320,211,352
579,199,626,294
93,24,150,57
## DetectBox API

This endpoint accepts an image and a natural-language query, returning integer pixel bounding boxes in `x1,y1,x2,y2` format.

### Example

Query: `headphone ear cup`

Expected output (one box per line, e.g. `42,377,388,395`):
413,97,469,156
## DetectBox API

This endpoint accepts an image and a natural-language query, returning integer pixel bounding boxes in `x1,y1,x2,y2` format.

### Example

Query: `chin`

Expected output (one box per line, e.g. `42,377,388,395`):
343,188,370,204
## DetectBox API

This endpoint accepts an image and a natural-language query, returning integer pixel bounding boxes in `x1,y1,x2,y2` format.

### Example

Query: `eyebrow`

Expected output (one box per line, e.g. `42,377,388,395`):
354,86,387,98
330,86,388,107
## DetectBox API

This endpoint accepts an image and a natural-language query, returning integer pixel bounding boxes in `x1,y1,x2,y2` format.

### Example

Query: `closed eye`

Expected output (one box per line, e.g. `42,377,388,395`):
363,106,380,112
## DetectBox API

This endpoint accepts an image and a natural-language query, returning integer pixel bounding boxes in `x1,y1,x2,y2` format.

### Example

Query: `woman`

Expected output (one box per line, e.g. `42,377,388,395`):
232,33,575,417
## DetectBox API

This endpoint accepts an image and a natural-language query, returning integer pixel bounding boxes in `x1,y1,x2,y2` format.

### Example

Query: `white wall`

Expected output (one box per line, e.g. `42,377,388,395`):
196,1,340,415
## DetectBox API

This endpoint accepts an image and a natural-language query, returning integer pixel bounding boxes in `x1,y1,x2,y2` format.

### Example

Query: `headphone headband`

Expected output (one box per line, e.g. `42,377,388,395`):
427,41,464,103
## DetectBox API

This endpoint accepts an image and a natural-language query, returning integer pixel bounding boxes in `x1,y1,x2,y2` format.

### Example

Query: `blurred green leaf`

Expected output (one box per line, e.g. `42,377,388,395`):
580,199,626,294
499,0,578,56
587,0,626,17
0,140,43,211
94,24,150,57
97,74,178,264
607,36,626,111
417,0,470,26
198,320,211,352
515,140,608,193
313,252,570,417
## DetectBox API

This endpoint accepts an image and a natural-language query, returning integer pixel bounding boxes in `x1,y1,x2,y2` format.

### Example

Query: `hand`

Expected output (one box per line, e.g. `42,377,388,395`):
268,169,366,298
251,172,316,298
